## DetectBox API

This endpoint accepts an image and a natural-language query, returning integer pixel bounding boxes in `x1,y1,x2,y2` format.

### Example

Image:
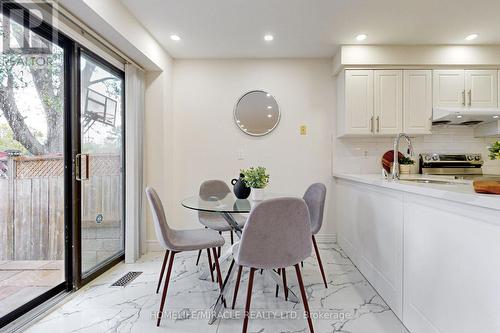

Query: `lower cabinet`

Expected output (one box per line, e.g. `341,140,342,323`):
403,194,500,333
336,179,404,319
334,178,500,333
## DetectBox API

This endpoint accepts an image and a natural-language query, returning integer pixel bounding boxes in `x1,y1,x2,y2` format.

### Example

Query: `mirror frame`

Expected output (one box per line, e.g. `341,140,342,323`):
233,90,281,137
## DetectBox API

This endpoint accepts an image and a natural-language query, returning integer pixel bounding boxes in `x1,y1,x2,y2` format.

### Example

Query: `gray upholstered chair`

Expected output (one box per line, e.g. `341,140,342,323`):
145,187,225,327
303,183,327,288
230,197,314,333
195,180,246,268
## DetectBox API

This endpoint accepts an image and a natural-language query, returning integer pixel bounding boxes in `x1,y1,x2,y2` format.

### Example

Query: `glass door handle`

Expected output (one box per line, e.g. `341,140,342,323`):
75,153,90,181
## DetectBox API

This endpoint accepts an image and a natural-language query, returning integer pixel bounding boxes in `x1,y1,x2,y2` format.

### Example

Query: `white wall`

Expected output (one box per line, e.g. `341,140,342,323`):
169,59,335,239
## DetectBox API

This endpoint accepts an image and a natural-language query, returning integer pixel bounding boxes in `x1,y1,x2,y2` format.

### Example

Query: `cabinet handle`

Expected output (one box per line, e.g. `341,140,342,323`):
462,90,466,106
370,116,374,133
376,116,380,132
468,89,472,106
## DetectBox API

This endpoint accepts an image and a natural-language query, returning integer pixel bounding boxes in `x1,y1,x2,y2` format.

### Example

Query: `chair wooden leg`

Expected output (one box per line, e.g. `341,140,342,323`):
206,249,214,282
230,230,234,245
156,250,169,294
294,264,314,333
157,251,176,327
195,249,202,266
232,265,243,309
312,235,328,289
212,247,226,307
218,231,222,257
282,267,288,301
242,267,255,333
275,268,281,298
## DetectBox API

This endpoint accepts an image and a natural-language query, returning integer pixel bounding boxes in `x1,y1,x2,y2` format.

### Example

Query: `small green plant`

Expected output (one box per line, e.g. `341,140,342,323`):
241,166,269,189
399,156,415,165
488,141,500,160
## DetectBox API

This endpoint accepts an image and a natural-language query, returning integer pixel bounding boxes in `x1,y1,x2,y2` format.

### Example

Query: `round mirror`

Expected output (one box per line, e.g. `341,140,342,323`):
234,90,280,136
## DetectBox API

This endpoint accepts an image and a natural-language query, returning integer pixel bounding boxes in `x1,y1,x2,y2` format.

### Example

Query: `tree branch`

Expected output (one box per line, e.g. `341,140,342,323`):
0,74,46,155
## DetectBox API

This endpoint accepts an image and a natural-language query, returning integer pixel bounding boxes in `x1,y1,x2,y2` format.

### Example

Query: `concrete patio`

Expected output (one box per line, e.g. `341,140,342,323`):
0,260,64,318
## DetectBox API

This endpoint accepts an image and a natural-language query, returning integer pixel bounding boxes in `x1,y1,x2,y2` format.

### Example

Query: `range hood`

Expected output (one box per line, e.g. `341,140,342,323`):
432,107,500,126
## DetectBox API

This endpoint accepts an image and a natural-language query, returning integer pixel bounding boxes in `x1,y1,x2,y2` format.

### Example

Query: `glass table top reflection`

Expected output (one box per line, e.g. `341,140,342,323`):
181,192,292,213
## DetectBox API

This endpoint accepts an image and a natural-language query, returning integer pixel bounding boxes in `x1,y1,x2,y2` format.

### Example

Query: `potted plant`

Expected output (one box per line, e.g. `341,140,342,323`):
488,141,500,161
398,156,415,174
241,166,269,201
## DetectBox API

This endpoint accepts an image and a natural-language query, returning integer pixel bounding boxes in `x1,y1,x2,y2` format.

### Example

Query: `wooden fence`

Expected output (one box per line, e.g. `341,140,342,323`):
0,154,122,261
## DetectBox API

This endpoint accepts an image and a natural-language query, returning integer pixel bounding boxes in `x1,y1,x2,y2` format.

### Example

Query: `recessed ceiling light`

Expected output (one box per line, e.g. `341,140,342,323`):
267,114,273,118
266,93,271,97
267,106,272,109
356,34,367,41
493,115,499,119
457,115,463,119
264,34,274,41
465,33,478,41
170,34,181,41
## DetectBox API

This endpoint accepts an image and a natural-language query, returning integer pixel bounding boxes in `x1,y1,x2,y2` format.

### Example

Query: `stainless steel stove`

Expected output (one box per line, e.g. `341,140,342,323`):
419,153,497,179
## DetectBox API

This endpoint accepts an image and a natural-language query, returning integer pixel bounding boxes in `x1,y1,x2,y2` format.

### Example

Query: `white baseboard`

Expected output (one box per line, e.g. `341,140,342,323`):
314,234,337,243
144,233,337,253
145,239,164,252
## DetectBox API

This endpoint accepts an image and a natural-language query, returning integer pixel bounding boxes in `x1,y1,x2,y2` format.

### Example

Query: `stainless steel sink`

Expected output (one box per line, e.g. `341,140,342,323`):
400,178,466,185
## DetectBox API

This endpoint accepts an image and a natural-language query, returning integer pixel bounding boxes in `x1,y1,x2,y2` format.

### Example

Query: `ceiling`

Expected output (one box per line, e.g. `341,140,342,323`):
120,0,500,59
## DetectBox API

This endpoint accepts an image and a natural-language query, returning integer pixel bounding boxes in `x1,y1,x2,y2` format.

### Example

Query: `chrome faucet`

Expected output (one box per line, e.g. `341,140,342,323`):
391,133,414,180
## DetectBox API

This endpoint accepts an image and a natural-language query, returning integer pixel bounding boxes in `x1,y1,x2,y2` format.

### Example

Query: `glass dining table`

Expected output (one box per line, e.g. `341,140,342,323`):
181,192,300,324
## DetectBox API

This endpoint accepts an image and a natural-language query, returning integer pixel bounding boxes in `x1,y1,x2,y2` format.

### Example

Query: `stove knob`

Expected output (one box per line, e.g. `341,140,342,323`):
475,155,481,161
467,155,474,161
424,155,431,161
432,154,439,161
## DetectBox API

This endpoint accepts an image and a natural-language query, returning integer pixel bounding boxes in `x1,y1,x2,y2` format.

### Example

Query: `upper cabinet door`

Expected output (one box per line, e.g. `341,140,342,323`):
403,70,432,135
433,70,465,107
465,70,498,108
374,70,402,135
344,70,374,135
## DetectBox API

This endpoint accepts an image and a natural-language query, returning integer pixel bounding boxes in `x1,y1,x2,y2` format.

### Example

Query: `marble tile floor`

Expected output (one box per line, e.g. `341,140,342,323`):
0,260,65,318
24,243,409,333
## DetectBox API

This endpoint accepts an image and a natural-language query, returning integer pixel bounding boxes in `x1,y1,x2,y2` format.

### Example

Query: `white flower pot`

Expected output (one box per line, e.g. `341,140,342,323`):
251,188,265,201
399,164,412,174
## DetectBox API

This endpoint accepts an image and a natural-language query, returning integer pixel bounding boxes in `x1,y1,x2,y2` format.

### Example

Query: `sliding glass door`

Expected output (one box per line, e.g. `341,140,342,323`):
0,4,69,325
79,52,124,277
0,2,125,327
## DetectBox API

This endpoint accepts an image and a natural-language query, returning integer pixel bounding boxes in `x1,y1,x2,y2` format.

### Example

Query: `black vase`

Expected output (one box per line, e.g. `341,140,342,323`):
231,174,251,199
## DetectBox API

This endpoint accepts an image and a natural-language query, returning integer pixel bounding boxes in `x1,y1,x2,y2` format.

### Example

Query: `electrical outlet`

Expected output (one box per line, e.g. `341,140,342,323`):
300,125,307,135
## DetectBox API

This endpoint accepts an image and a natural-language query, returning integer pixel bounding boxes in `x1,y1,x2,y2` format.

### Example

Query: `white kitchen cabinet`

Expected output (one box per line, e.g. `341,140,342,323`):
465,70,497,107
433,70,465,107
403,194,500,333
374,70,403,134
403,70,432,134
433,69,498,108
335,179,404,319
338,70,374,136
338,69,403,137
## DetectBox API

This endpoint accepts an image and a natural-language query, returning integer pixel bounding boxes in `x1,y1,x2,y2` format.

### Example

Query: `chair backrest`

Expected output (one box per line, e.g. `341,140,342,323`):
145,187,175,250
198,180,231,219
303,183,326,235
235,197,311,269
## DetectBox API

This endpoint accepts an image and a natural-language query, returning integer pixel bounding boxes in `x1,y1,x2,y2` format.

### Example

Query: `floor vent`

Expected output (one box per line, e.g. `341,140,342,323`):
111,271,142,287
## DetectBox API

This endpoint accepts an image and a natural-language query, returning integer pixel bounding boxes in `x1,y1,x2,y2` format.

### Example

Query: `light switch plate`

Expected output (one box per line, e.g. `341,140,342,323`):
300,125,307,135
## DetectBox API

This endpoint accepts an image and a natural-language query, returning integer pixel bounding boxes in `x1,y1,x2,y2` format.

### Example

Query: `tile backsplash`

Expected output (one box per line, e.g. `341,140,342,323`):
333,127,500,175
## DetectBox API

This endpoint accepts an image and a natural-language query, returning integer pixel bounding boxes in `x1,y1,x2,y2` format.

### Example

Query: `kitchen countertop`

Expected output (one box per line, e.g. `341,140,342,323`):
333,173,500,211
